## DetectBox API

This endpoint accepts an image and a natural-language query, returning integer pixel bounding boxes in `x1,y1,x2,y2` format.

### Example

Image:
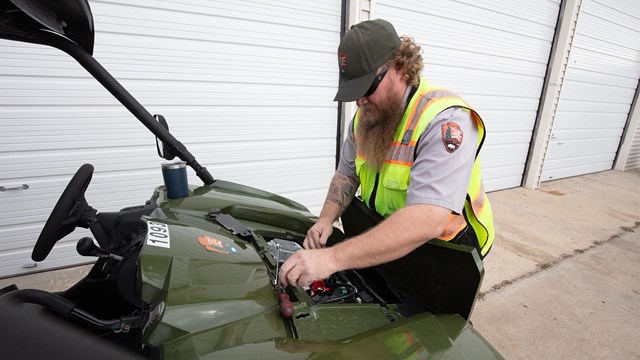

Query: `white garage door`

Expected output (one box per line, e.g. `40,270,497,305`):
541,0,640,180
0,0,341,277
374,0,561,191
625,124,640,170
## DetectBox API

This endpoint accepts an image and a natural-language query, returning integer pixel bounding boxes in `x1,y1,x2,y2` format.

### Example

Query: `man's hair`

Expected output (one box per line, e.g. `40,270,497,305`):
386,36,423,86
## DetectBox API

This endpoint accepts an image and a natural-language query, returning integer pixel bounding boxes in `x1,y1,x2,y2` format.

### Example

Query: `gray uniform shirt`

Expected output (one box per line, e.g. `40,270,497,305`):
337,101,478,215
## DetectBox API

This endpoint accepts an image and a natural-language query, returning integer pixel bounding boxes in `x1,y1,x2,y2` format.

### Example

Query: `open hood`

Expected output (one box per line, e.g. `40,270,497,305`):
0,0,94,54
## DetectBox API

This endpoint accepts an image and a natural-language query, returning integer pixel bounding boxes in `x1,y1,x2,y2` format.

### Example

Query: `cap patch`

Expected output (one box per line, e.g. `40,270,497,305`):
338,51,348,72
441,122,463,153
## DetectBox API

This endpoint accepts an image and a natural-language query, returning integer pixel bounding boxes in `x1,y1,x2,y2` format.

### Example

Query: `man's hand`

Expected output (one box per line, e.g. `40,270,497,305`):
303,219,334,249
278,248,337,287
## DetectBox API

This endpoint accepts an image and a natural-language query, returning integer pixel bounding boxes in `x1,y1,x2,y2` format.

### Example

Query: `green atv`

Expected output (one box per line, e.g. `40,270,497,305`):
0,1,502,359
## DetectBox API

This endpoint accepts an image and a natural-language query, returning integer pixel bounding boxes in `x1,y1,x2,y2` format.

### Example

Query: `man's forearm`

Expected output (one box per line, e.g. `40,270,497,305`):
318,172,359,223
329,204,451,271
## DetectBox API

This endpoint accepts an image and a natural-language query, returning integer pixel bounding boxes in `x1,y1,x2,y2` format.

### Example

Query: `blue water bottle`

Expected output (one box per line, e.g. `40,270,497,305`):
161,161,189,199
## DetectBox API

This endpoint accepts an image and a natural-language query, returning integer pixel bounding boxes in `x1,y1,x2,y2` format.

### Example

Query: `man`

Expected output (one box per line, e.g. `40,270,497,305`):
279,19,494,287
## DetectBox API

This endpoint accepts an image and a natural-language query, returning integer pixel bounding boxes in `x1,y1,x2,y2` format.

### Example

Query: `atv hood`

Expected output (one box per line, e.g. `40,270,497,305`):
137,180,502,359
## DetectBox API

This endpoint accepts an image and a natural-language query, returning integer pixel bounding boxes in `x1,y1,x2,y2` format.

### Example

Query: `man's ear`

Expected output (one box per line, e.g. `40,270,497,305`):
392,66,406,84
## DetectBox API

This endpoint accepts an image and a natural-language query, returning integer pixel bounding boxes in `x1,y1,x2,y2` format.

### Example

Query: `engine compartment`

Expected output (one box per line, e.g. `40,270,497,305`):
267,238,426,317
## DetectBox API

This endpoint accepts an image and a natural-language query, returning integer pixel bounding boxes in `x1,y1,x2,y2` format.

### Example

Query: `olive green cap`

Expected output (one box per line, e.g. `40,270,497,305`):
334,19,400,102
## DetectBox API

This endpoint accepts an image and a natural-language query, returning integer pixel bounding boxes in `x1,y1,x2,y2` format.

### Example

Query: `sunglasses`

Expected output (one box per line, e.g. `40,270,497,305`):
363,67,389,98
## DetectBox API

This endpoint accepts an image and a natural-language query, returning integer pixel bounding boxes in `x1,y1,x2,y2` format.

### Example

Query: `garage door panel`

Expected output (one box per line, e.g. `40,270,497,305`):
551,128,623,141
215,160,333,214
92,1,337,51
480,142,531,163
0,221,43,240
0,183,160,227
575,2,640,48
0,151,159,176
480,143,532,188
0,226,90,252
565,48,640,79
424,44,548,76
559,79,638,102
541,161,613,181
483,170,526,192
543,153,616,172
0,60,85,76
484,131,534,147
96,0,338,33
0,66,339,91
2,156,334,207
552,113,628,130
93,53,337,86
0,84,336,107
482,164,526,178
0,45,62,61
190,139,337,163
572,34,638,62
456,95,541,113
95,34,337,74
454,0,561,27
564,67,639,89
382,1,557,46
2,107,338,146
628,153,640,168
425,66,547,98
0,134,155,152
555,98,633,114
0,241,92,277
483,111,538,131
546,139,620,159
1,139,335,182
215,158,334,189
572,38,638,64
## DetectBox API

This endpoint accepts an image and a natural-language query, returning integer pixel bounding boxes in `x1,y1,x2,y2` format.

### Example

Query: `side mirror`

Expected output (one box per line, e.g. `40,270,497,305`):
154,114,176,160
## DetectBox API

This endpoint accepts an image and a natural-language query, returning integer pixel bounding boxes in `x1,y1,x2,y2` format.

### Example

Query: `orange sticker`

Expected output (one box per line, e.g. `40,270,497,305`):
198,235,229,254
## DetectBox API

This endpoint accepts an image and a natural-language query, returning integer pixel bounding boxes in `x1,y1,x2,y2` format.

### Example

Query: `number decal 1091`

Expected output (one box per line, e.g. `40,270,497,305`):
146,220,171,248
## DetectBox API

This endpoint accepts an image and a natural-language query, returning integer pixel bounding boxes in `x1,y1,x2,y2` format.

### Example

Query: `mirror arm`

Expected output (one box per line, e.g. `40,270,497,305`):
35,30,215,185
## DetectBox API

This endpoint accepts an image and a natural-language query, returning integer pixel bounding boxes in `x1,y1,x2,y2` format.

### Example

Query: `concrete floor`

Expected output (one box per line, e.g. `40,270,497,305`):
474,169,640,359
474,230,640,359
1,169,639,359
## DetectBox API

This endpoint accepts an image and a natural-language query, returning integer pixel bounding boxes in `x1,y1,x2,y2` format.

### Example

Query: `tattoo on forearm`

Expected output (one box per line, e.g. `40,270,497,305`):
326,173,359,214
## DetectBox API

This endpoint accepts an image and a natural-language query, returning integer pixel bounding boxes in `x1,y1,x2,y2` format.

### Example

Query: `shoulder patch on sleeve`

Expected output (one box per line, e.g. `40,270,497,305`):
441,122,464,153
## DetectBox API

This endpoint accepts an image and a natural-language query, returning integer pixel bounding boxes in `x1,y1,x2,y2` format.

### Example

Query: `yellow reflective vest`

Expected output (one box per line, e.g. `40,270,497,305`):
354,79,494,257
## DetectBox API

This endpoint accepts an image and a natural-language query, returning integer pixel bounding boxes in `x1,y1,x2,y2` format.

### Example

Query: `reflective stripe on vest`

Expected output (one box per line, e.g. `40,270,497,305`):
354,80,494,256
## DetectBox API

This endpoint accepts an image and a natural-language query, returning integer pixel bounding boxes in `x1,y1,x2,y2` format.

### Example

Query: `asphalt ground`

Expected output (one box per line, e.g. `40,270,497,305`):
1,169,639,359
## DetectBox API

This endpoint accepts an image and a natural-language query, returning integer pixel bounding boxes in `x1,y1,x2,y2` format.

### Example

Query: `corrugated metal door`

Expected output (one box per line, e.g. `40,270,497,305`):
374,0,561,191
0,0,341,277
626,125,640,169
541,0,640,181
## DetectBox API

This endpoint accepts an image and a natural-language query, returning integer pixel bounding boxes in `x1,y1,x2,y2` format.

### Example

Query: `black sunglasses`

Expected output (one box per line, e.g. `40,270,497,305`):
363,67,389,98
